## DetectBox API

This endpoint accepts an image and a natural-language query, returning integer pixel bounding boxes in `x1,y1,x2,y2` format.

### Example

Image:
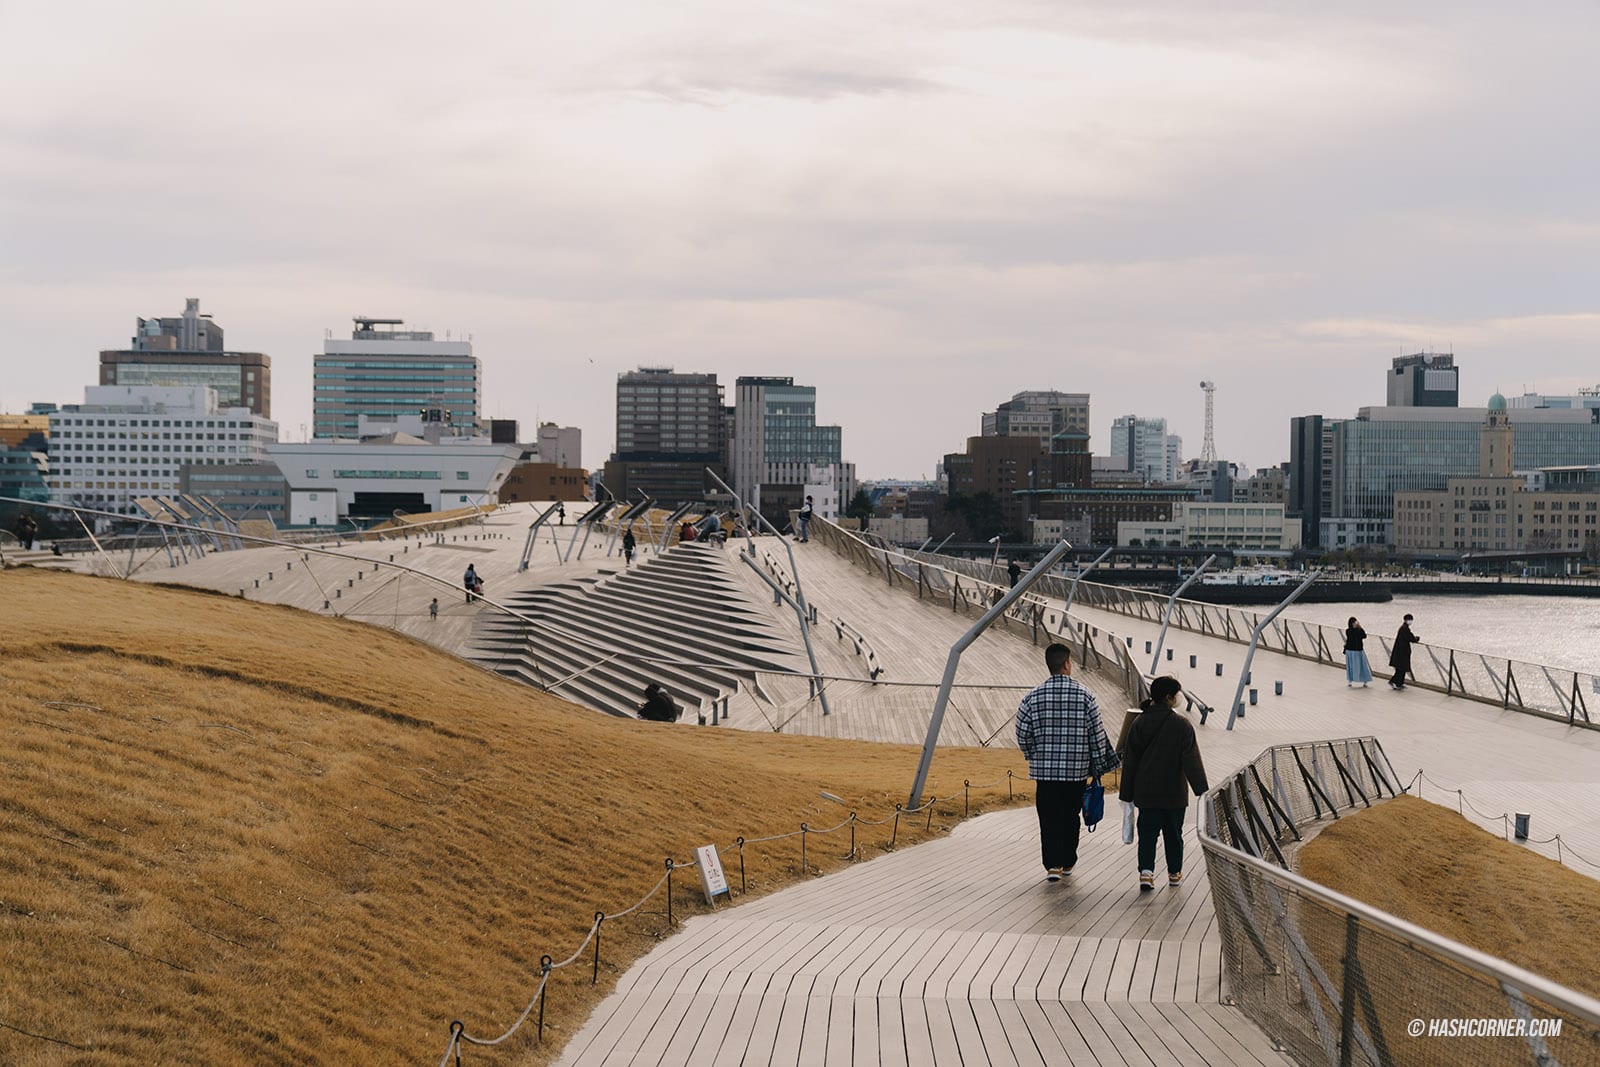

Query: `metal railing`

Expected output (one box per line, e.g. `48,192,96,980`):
433,771,1024,1065
804,518,1211,719
1201,737,1600,1066
1066,578,1597,729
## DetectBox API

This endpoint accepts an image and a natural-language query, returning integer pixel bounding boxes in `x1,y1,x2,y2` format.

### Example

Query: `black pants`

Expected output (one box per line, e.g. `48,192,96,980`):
1035,779,1087,870
1136,807,1186,874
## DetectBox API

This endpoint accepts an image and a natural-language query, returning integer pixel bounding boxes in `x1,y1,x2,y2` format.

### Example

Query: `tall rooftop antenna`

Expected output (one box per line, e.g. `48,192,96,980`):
1198,380,1217,465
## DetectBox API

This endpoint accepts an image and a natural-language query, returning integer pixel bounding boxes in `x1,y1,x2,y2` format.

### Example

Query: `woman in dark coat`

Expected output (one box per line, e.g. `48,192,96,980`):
1388,614,1419,690
1118,676,1208,892
1344,616,1372,687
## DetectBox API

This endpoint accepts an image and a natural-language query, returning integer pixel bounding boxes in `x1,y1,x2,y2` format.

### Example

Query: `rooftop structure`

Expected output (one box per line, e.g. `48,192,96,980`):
1387,351,1459,407
99,298,272,416
981,389,1090,441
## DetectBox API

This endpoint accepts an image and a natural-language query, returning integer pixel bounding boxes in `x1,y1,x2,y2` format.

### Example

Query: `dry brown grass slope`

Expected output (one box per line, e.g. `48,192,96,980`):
0,568,1027,1066
1299,794,1600,1000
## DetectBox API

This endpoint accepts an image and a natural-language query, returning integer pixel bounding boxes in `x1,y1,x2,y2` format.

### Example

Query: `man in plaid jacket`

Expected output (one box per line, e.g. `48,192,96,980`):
1016,642,1121,881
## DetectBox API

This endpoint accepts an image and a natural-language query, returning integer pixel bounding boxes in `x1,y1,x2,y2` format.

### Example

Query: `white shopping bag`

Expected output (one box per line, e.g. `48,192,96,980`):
1121,801,1136,845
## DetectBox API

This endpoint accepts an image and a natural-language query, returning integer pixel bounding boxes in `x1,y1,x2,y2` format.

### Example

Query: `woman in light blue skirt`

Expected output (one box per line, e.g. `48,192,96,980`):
1343,616,1372,687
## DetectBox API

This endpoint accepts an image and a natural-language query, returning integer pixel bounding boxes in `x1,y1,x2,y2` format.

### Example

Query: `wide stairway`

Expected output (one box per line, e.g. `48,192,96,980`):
473,542,805,719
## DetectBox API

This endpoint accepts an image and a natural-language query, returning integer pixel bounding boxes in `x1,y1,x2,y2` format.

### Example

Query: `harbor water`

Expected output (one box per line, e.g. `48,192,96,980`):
1282,595,1600,674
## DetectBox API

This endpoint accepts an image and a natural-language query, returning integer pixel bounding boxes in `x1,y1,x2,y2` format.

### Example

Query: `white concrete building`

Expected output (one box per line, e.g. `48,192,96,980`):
536,423,582,469
1117,502,1302,551
48,385,277,517
267,440,521,527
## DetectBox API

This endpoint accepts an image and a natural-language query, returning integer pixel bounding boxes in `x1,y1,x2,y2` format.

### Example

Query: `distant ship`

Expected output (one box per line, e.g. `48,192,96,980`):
1182,567,1393,604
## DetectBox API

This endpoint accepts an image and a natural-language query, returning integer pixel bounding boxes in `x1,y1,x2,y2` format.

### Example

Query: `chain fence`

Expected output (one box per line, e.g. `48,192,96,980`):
1202,736,1600,1066
433,770,1022,1066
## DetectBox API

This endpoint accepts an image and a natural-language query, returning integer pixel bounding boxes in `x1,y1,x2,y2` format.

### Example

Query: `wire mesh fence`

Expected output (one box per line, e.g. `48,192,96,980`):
1201,737,1600,1066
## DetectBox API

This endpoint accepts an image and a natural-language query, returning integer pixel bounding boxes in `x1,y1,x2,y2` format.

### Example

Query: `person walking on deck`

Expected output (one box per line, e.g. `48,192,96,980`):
1388,613,1419,690
622,528,636,566
1016,642,1120,882
797,496,814,542
463,564,479,604
1344,616,1372,687
1008,559,1022,588
1118,676,1208,891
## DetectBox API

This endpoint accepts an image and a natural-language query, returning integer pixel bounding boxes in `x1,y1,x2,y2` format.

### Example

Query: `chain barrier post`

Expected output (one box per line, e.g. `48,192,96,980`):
592,911,605,985
736,837,746,893
536,954,552,1041
665,858,675,926
800,823,809,874
448,1021,464,1066
926,798,936,831
849,813,857,859
890,804,901,849
964,779,970,817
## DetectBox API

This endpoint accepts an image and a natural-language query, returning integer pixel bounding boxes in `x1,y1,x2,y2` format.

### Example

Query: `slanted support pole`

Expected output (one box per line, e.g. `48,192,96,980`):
1226,572,1319,730
909,539,1074,809
1152,554,1216,673
1062,546,1115,627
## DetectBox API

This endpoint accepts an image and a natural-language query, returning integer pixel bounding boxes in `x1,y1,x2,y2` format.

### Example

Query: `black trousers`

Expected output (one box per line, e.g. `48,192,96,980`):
1136,807,1186,874
1035,779,1087,870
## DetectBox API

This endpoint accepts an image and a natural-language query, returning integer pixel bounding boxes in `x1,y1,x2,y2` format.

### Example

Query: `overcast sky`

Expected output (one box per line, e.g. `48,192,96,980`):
4,1,1599,478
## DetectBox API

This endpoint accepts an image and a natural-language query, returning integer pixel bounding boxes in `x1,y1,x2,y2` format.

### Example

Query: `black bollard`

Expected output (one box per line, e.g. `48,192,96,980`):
1275,681,1283,696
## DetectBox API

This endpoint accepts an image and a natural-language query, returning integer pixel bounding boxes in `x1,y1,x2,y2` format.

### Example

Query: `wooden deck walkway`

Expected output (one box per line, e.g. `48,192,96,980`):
555,806,1282,1067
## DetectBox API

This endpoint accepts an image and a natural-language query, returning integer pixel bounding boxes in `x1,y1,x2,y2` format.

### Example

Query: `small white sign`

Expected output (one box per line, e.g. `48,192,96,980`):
695,844,730,905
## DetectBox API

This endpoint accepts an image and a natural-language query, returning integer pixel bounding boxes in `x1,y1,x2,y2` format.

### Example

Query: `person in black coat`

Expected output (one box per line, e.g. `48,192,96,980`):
1388,614,1419,690
638,683,681,722
1118,676,1208,891
1007,559,1022,588
622,527,636,566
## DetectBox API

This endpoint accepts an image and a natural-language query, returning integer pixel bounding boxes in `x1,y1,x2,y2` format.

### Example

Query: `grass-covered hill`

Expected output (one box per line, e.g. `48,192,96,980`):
0,568,1026,1065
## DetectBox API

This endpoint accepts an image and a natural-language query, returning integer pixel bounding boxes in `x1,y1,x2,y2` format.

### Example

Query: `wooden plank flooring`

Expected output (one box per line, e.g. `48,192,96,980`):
555,806,1285,1066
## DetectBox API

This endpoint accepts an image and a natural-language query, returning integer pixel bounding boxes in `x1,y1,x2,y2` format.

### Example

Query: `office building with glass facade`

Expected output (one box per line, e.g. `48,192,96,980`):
313,318,480,439
1329,406,1600,525
732,376,852,521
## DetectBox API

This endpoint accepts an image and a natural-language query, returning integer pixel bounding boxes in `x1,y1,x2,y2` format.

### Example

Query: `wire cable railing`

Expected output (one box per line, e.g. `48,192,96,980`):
432,771,1022,1065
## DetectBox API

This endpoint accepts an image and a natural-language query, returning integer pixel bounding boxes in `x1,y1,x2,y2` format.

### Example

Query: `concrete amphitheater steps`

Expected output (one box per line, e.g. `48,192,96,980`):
471,543,806,719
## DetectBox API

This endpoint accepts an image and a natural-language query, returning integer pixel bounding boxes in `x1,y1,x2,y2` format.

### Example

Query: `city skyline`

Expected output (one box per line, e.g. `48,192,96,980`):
5,3,1599,478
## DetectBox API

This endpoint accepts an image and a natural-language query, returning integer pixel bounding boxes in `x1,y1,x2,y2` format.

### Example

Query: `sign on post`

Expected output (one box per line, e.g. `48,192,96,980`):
695,844,730,906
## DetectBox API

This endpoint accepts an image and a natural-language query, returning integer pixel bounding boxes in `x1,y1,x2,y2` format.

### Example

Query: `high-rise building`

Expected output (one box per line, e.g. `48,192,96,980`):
1110,415,1172,482
313,317,480,439
1164,435,1183,481
47,385,277,518
602,367,725,505
1387,352,1458,407
982,390,1090,440
732,376,852,522
99,298,272,417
